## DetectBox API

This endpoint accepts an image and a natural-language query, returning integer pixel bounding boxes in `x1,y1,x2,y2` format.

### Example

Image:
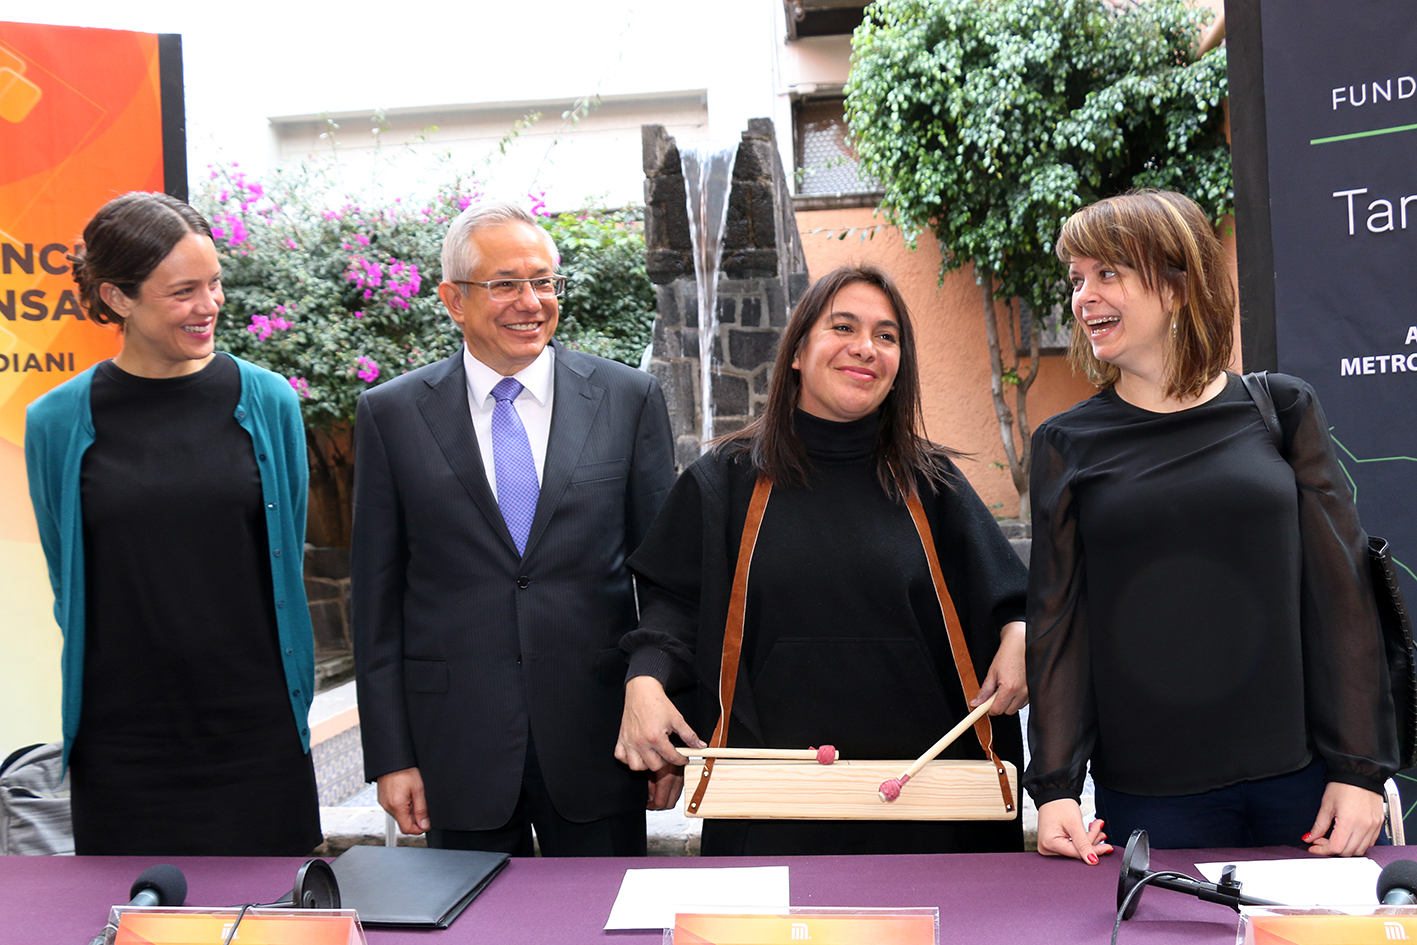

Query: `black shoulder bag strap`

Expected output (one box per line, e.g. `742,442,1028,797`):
1240,371,1417,770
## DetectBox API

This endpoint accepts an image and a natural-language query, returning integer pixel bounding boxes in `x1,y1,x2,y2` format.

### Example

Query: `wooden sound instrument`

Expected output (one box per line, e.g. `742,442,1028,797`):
683,479,1018,822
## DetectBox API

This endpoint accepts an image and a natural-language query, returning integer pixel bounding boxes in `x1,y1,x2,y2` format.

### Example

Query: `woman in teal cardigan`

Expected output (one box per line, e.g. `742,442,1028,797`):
24,192,320,855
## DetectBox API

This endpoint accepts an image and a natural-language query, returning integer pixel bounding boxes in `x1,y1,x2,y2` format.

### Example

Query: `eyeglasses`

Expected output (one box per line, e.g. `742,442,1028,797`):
453,276,567,302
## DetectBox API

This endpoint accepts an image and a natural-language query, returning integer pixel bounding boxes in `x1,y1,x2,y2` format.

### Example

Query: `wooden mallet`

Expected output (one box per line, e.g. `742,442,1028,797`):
683,745,838,764
878,694,996,801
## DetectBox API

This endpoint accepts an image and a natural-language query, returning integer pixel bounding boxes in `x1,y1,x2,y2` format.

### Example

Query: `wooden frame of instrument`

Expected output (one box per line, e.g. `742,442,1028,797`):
684,758,1019,820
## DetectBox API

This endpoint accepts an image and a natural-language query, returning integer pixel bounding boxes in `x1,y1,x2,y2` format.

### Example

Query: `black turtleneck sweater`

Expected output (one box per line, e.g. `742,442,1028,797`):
624,410,1028,854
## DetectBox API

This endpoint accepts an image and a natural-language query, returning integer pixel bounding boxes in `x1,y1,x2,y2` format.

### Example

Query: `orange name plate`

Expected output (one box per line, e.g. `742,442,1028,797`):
1241,906,1417,944
110,907,364,945
671,908,938,945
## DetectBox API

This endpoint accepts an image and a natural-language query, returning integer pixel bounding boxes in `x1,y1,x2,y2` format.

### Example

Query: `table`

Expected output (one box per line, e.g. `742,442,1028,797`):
5,846,1411,944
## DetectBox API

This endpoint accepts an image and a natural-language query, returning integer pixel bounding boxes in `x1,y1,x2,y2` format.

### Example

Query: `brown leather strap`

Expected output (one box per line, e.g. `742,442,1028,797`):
687,475,773,815
688,476,1012,816
905,491,1014,813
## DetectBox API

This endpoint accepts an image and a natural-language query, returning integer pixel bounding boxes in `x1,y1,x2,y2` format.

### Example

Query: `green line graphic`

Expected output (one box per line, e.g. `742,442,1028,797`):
1331,433,1417,583
1311,122,1417,145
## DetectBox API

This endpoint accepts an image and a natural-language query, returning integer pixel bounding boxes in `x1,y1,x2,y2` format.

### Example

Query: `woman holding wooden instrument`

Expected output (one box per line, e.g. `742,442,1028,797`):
1026,190,1397,861
615,265,1030,855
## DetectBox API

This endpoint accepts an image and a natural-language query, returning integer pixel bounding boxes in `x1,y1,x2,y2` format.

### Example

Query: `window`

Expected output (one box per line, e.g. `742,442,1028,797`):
793,96,877,197
783,0,869,40
1018,302,1073,355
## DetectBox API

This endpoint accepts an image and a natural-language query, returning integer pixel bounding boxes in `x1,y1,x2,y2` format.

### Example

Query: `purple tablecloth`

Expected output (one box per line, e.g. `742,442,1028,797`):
4,846,1410,943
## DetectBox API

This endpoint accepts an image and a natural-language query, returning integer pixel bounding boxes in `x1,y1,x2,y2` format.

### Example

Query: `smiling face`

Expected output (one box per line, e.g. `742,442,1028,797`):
103,232,223,378
1068,255,1176,382
791,281,901,423
437,221,559,376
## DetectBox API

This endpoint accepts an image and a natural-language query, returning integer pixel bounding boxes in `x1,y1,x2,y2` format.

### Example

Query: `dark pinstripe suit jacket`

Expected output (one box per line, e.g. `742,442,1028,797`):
351,342,676,829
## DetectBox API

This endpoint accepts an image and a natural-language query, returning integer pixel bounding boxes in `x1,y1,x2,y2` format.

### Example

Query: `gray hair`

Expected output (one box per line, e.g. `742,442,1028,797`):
440,200,560,285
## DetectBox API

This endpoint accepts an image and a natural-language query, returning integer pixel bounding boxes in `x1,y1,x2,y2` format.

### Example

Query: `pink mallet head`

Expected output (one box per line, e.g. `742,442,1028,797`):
815,745,837,765
877,773,911,802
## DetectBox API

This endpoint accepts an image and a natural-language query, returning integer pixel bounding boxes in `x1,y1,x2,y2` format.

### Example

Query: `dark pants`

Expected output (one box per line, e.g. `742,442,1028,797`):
426,734,646,857
1094,758,1385,850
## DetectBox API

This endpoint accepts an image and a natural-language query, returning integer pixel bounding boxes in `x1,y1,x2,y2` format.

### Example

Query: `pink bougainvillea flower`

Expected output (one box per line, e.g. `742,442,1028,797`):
354,356,380,383
247,312,292,342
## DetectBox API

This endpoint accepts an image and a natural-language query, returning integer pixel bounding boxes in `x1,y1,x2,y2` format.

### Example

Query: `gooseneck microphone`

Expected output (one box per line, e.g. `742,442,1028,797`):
128,864,188,908
87,865,187,945
1378,860,1417,905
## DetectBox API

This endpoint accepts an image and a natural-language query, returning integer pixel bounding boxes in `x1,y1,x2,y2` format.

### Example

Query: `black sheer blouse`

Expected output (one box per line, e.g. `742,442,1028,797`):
1023,373,1397,806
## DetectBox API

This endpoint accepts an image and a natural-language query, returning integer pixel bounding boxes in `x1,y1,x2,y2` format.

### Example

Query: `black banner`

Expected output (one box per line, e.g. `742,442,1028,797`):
1261,0,1417,604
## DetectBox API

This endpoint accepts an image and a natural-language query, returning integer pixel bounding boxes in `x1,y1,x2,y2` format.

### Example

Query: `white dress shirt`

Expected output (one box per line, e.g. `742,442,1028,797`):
462,343,555,502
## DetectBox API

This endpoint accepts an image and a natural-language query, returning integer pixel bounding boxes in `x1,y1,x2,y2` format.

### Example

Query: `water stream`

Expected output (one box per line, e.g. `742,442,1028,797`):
680,143,738,452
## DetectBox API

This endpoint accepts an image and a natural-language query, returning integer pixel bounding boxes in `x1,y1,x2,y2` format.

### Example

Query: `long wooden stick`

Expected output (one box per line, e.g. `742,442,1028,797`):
879,694,995,801
684,746,838,764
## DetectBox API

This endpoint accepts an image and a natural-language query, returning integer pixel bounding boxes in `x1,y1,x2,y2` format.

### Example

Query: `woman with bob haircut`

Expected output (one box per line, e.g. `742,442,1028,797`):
615,265,1030,855
1025,189,1396,861
25,192,321,855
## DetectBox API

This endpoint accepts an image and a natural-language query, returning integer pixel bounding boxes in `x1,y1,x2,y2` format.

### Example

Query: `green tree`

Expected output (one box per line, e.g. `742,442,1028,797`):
845,0,1230,519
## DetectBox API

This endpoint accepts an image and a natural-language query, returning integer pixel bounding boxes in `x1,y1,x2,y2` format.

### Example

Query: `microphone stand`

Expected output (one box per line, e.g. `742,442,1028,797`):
1117,829,1281,917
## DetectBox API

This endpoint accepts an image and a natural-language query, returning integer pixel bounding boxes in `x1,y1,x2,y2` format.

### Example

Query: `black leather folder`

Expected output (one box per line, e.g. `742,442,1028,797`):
331,845,510,929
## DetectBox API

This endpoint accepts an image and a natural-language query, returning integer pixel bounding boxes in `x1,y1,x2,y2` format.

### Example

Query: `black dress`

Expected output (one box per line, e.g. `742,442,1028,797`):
1024,373,1397,807
624,410,1028,855
70,354,320,855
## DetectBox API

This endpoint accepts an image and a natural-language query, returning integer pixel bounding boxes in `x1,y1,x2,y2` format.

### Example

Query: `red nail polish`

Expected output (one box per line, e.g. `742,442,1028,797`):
1086,853,1098,865
1301,833,1312,842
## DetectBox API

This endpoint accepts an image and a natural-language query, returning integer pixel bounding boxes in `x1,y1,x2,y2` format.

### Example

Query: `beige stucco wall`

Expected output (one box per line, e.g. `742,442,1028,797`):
795,207,1098,518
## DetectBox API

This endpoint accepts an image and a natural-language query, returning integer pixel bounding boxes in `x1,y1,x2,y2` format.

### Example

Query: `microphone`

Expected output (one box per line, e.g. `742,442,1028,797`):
128,864,188,908
87,865,187,945
1116,830,1280,920
1378,860,1417,905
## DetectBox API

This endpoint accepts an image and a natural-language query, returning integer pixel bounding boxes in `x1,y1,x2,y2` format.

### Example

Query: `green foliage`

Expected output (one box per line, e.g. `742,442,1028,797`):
543,207,655,366
194,167,655,435
197,164,466,435
845,0,1231,313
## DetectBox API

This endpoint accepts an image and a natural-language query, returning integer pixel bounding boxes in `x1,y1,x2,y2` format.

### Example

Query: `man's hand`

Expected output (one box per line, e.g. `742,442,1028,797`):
972,621,1028,715
1305,781,1385,856
647,765,686,810
1036,798,1112,863
377,767,430,835
616,675,704,772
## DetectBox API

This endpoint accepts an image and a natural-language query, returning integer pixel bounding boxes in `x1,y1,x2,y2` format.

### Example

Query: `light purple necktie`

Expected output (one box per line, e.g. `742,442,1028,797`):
490,377,539,556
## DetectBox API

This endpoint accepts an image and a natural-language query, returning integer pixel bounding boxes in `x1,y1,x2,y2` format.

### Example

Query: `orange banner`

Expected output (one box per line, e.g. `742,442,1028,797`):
0,19,168,539
0,19,173,752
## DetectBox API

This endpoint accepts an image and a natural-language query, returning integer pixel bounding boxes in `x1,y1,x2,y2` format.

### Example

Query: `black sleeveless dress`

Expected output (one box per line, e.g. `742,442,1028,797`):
69,355,320,855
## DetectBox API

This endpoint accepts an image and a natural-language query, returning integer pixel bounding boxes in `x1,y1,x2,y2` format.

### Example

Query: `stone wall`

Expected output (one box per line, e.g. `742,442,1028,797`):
642,119,810,465
304,545,354,690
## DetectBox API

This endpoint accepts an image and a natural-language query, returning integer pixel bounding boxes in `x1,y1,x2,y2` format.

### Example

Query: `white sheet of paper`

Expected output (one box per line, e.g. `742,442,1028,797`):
604,865,790,930
1195,857,1383,906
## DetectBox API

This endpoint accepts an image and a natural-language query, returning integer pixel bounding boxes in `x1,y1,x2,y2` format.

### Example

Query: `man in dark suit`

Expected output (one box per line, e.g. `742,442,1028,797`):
352,200,677,855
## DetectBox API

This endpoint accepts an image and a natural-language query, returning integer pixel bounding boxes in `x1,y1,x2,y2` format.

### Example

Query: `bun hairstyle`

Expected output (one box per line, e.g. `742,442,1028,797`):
69,192,215,326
